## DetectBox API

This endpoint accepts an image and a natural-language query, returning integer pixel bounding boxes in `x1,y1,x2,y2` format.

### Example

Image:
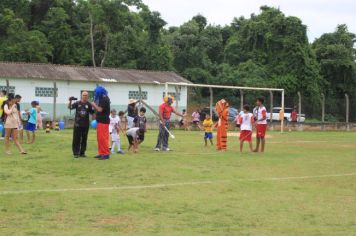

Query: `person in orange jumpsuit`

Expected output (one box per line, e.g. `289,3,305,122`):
215,99,229,151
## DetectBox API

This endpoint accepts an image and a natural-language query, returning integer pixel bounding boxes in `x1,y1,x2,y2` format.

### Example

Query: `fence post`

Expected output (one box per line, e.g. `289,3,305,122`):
297,91,302,131
281,90,285,133
209,87,213,118
345,94,350,131
174,86,180,110
53,81,57,124
240,90,244,111
6,79,10,94
269,90,273,130
321,93,325,130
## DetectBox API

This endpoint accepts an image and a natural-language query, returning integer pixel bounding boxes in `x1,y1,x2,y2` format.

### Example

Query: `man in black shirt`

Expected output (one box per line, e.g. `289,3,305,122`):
91,86,111,160
68,91,94,158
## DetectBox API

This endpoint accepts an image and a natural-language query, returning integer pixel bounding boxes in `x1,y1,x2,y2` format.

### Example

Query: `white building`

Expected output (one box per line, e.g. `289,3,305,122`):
0,62,190,120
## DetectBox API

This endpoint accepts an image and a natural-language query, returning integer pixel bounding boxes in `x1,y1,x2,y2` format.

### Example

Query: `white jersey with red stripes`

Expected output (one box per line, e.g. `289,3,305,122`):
239,113,254,131
255,106,267,125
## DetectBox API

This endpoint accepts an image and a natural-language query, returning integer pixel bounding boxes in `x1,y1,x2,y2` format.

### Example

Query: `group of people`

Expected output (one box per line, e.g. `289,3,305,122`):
68,87,149,160
1,84,269,157
0,90,43,155
193,97,268,153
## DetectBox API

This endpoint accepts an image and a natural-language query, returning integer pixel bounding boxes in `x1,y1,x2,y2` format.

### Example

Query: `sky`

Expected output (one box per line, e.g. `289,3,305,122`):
142,0,356,41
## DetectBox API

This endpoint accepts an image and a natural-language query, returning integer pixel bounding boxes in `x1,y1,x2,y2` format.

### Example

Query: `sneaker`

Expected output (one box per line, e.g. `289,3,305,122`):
162,148,172,152
117,150,124,154
74,155,79,158
98,155,110,160
154,148,160,151
94,155,101,159
79,154,87,158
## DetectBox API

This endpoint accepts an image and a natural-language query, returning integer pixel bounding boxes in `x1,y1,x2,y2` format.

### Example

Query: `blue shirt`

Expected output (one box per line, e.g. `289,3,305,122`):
28,108,37,124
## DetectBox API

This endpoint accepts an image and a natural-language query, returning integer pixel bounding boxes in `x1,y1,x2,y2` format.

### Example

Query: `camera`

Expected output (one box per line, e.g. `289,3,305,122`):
69,96,78,101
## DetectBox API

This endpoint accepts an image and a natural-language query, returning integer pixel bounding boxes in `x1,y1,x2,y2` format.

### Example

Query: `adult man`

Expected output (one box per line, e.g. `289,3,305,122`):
254,97,267,153
0,90,7,139
154,96,183,151
91,86,111,160
68,91,94,158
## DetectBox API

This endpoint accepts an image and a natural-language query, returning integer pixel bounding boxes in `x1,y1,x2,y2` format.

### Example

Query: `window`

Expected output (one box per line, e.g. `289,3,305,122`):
35,87,58,97
163,92,180,101
128,91,147,100
0,86,15,94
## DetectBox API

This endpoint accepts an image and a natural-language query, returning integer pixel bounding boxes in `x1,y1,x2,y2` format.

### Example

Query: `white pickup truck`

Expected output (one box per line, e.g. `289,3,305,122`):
267,107,305,123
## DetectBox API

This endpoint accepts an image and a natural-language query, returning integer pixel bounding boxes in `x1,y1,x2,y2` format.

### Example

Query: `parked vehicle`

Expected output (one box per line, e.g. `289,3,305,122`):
199,107,239,122
266,107,305,123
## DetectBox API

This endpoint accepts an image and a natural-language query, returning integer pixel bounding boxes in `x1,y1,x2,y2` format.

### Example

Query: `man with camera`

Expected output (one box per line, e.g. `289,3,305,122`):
68,91,94,158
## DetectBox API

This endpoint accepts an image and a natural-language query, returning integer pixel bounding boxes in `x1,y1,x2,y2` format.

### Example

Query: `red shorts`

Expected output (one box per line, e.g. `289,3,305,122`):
256,124,267,138
240,130,252,142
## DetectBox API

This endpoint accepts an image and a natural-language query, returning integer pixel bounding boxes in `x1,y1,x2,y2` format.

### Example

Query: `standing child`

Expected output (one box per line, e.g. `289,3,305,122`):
133,107,147,144
239,105,254,152
118,111,126,130
25,101,38,144
110,109,124,154
36,102,43,130
202,113,214,146
253,97,268,153
126,127,145,153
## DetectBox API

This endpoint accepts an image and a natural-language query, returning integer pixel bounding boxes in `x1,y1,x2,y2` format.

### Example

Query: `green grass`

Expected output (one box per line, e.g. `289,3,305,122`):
0,130,356,235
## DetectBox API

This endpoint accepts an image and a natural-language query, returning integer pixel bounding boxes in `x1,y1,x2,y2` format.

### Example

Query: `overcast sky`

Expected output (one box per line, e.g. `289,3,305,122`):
142,0,356,41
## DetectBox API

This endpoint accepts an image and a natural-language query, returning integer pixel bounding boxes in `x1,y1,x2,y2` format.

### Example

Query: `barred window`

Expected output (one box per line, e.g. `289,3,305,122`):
0,86,15,94
163,92,180,101
128,91,147,100
35,87,58,97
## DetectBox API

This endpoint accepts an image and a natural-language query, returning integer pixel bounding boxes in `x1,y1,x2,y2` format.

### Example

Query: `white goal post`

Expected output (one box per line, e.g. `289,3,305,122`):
164,82,285,133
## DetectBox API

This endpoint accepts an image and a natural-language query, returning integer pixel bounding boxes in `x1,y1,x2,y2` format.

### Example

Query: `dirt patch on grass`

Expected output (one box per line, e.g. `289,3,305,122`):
94,216,134,232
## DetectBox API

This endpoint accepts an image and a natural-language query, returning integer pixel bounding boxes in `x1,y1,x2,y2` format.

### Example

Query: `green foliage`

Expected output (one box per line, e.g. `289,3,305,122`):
0,2,355,109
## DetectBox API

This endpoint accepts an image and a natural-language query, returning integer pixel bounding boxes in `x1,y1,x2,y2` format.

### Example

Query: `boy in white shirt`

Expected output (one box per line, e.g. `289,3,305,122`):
239,105,255,152
253,97,268,153
126,127,145,153
109,109,124,154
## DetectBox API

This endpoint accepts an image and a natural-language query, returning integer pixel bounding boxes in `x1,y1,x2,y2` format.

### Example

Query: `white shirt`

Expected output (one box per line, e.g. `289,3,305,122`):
240,113,254,131
109,115,120,133
126,127,139,139
255,106,267,125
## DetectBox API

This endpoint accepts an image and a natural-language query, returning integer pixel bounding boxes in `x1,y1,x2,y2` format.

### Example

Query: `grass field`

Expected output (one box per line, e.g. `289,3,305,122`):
0,129,356,235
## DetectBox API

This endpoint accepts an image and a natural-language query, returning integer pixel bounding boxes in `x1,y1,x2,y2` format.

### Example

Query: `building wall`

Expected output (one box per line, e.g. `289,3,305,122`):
0,78,187,120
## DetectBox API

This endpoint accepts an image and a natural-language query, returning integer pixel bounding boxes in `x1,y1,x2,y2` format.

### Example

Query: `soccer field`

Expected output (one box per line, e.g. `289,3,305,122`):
0,130,355,235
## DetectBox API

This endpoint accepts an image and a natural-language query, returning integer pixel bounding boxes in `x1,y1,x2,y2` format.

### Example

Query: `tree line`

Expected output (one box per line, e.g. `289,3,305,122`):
0,0,355,114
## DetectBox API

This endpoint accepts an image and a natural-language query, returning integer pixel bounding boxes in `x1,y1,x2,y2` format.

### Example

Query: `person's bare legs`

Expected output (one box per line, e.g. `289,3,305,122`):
254,138,260,152
261,138,265,153
19,129,23,143
204,138,207,147
240,141,244,152
209,139,213,146
11,129,25,153
30,132,36,144
4,128,12,154
248,141,253,152
26,130,31,144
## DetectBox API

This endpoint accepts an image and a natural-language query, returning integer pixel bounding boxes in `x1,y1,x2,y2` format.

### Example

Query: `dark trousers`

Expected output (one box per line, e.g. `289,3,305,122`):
72,126,89,155
155,120,170,150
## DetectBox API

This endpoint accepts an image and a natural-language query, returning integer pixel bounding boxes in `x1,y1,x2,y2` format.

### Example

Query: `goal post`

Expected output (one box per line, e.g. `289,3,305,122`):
165,82,285,133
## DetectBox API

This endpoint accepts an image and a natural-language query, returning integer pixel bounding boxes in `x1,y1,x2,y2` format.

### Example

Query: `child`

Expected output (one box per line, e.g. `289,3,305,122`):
126,127,145,153
109,109,124,154
133,107,147,144
239,105,254,152
25,101,38,144
36,103,43,129
202,113,214,146
254,97,267,152
118,111,126,130
179,109,188,130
